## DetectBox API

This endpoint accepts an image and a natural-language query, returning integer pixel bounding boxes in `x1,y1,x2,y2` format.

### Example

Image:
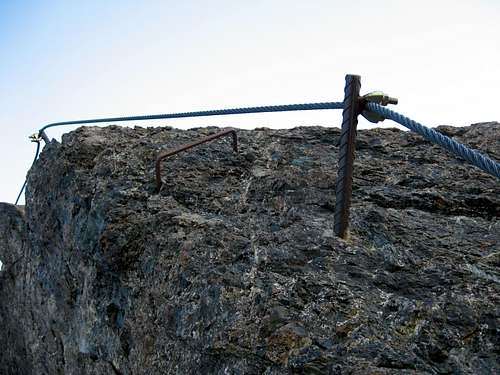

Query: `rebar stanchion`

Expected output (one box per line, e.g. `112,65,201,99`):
155,128,238,191
334,74,362,239
15,101,343,203
16,72,493,243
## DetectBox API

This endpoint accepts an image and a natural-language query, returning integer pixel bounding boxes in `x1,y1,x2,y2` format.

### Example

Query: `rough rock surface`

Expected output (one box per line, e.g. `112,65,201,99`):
0,122,499,375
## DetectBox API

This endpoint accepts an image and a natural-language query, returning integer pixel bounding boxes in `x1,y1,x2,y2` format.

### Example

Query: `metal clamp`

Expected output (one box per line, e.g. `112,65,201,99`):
30,131,50,143
29,133,43,143
360,91,398,123
155,128,238,192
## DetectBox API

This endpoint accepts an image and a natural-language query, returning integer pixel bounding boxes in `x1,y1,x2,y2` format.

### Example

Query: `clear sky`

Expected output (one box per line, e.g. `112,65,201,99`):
1,0,499,204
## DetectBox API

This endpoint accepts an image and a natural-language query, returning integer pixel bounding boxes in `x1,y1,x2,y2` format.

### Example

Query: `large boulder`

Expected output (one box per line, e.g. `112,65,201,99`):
1,123,499,374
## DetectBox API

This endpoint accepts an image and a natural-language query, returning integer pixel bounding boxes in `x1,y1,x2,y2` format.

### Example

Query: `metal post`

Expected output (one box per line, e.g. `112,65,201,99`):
334,74,362,239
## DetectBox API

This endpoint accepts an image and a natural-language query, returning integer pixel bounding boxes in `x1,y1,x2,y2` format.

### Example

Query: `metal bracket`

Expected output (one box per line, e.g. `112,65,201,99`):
155,128,238,192
29,133,42,143
360,91,398,123
30,131,50,143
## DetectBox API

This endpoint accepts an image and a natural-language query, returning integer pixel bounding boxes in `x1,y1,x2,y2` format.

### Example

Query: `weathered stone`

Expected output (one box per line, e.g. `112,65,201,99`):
0,123,499,374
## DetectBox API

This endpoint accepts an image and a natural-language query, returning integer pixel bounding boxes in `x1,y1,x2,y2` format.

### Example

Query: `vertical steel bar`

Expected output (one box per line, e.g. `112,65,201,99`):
334,74,362,239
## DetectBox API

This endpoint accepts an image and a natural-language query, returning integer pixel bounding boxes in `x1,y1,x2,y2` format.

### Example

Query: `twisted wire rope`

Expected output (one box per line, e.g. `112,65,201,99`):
15,141,41,205
15,102,344,203
366,102,500,179
14,99,499,204
39,102,345,134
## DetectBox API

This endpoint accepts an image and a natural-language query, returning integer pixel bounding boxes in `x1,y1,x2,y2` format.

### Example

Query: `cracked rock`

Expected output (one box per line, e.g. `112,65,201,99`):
0,123,499,374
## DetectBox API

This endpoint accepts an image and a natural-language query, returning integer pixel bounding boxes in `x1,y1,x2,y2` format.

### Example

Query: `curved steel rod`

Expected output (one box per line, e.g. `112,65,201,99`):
155,128,238,191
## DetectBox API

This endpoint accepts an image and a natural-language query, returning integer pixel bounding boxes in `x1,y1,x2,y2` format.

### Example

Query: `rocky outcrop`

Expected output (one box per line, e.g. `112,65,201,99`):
0,123,499,374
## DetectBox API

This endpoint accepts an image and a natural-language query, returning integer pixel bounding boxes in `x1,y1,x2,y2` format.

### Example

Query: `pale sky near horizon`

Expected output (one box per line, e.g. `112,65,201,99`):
0,0,499,204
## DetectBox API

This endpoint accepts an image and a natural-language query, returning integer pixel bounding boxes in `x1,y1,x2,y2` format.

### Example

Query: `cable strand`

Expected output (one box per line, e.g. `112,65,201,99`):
39,102,344,134
366,102,500,179
14,99,498,204
15,101,344,204
15,141,41,205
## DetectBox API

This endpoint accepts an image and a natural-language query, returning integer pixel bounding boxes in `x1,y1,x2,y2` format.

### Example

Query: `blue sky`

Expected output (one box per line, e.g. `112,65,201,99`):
1,0,499,204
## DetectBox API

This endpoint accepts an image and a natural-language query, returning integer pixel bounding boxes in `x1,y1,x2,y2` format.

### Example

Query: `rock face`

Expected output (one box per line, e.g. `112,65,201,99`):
0,123,499,375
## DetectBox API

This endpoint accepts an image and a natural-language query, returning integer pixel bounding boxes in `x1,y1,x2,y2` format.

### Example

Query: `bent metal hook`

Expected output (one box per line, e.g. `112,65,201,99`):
155,128,238,191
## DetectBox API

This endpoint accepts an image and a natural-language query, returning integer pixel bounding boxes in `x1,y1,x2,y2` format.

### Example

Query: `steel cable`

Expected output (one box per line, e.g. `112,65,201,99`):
366,102,500,179
15,101,344,203
14,99,498,204
15,141,41,205
38,102,345,134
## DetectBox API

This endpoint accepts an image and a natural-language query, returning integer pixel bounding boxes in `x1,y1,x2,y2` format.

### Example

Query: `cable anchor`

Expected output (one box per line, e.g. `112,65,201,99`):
29,131,50,143
361,91,398,123
29,133,43,143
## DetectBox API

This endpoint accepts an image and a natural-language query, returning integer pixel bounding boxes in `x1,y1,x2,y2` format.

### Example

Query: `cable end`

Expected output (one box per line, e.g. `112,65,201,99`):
29,133,42,143
361,91,398,123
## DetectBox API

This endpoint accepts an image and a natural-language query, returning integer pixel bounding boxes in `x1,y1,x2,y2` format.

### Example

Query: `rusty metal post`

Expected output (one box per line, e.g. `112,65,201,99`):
155,128,238,191
334,74,362,239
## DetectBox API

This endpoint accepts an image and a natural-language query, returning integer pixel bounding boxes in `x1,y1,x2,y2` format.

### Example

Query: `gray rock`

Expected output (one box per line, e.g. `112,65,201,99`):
1,123,499,374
